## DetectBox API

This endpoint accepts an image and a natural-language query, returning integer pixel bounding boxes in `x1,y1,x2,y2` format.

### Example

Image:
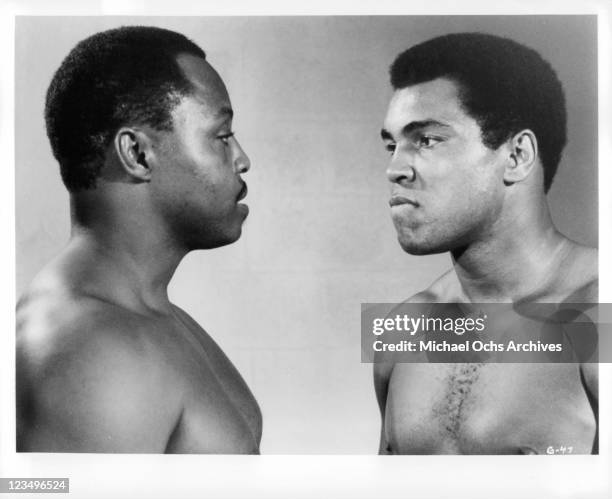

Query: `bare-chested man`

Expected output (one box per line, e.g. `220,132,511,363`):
17,26,261,453
376,33,598,454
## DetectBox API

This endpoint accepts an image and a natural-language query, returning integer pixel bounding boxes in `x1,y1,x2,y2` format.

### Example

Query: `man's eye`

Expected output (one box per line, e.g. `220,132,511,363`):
218,132,235,145
385,143,396,155
417,135,440,148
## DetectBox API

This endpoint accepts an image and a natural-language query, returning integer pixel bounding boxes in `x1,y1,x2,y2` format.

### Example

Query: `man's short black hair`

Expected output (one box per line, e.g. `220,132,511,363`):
45,26,206,192
390,32,567,192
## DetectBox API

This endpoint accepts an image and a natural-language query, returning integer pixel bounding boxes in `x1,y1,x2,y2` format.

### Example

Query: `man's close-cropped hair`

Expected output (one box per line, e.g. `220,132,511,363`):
390,32,567,192
45,26,206,192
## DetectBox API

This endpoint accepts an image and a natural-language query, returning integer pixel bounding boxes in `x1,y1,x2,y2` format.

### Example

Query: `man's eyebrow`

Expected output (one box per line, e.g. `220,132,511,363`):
214,106,234,120
380,119,450,140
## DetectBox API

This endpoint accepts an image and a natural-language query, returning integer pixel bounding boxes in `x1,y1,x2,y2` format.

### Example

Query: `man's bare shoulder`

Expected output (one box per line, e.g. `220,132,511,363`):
530,242,599,303
406,269,464,303
561,244,598,302
17,285,183,452
374,270,459,384
18,283,168,363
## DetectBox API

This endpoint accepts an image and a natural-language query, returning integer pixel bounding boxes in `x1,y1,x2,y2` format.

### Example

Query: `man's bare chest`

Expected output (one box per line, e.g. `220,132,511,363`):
157,314,262,453
385,363,596,454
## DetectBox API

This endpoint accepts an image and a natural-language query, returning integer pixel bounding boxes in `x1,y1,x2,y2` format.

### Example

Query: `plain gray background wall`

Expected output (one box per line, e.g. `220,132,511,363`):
15,16,597,453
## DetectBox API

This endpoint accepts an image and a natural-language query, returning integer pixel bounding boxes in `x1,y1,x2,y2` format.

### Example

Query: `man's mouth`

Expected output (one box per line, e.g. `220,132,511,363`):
389,195,418,207
237,183,248,202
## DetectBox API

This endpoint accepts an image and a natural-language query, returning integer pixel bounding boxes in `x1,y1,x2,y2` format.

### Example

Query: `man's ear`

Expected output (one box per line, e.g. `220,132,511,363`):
113,128,155,183
503,129,538,186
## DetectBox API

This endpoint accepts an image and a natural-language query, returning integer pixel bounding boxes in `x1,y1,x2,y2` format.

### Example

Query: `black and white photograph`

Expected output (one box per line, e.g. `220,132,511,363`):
2,5,611,499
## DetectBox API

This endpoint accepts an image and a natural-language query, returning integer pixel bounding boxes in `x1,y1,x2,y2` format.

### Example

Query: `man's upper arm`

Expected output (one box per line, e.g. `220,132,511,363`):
580,362,598,405
17,317,183,453
373,361,393,454
372,288,443,454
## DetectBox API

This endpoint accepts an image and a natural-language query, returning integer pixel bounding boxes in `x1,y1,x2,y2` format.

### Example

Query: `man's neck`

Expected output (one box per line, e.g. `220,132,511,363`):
67,193,187,315
450,199,568,303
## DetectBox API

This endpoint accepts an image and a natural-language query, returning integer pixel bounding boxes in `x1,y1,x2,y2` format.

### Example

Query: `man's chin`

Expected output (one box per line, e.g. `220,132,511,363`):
189,224,244,251
397,235,447,256
215,226,243,248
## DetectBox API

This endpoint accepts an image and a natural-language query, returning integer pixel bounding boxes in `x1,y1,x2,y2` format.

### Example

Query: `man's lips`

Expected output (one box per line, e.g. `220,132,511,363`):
389,195,418,207
237,183,248,202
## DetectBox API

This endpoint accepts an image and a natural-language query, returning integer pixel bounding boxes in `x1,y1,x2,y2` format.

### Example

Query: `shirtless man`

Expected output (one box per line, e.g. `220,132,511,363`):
376,33,598,454
17,26,261,453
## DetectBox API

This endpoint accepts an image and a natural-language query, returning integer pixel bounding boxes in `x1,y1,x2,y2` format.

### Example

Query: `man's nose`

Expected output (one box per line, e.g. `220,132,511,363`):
386,153,416,185
233,140,251,174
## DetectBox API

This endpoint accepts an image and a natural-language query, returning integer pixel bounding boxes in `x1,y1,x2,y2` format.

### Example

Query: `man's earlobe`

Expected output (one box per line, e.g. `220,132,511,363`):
503,129,538,185
114,128,153,183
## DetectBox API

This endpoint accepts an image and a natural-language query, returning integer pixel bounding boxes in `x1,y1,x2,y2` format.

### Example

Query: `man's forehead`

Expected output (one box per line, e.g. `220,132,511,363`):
385,78,465,128
176,52,231,114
